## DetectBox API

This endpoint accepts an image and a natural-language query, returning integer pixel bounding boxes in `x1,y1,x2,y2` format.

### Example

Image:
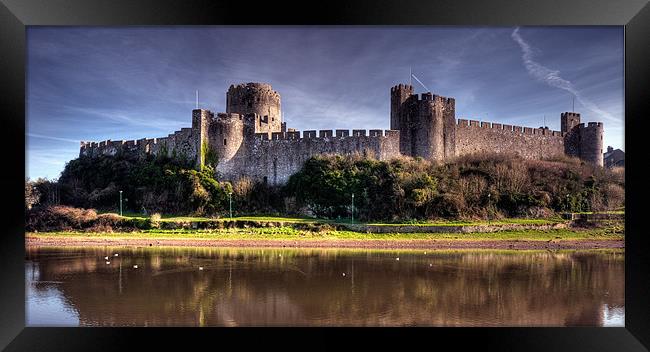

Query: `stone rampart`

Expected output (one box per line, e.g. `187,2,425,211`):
79,122,199,162
217,129,401,185
455,119,565,159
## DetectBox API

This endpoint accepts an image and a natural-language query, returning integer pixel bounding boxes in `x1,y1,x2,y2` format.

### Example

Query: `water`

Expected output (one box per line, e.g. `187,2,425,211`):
25,247,624,327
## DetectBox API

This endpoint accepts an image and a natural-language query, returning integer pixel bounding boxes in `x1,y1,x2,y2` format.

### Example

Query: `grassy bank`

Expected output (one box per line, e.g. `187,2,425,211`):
118,212,565,227
27,224,623,242
116,212,325,223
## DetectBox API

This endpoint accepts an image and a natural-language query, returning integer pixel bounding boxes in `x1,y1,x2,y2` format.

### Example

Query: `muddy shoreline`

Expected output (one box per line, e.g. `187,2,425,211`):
26,236,624,250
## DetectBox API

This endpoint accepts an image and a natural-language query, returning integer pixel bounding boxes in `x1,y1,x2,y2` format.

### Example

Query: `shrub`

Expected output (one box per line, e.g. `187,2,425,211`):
26,205,98,231
284,153,625,221
150,213,162,228
57,153,232,216
25,205,150,232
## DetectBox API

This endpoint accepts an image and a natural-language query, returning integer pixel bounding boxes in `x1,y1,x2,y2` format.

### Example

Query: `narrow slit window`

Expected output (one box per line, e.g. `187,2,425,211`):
224,139,227,146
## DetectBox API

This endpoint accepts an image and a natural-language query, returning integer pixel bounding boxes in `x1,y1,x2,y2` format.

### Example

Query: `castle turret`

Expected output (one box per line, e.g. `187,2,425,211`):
580,122,604,167
390,84,413,130
561,112,581,134
390,84,456,161
561,112,604,167
226,83,282,135
208,113,245,173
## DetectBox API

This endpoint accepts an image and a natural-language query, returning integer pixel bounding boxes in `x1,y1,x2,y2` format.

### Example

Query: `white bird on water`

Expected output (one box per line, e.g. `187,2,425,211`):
342,273,346,277
104,256,109,260
199,267,204,271
396,257,400,261
106,261,110,265
114,253,119,257
133,265,138,269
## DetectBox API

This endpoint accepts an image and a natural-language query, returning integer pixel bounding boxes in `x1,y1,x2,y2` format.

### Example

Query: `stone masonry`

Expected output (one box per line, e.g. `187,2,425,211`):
80,82,604,186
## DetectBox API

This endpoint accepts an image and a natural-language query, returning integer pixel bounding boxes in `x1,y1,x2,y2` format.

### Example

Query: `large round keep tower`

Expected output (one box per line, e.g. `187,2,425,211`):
226,83,282,134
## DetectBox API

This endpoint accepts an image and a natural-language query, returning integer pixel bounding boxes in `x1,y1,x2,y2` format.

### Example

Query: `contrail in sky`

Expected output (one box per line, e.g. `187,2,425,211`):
410,73,430,91
511,27,618,123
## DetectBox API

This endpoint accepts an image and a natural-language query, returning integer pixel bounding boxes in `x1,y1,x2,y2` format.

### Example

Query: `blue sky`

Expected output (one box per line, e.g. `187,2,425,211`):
26,26,624,180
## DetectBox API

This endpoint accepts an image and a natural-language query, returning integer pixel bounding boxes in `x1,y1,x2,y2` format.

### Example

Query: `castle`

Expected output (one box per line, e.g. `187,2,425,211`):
80,82,604,185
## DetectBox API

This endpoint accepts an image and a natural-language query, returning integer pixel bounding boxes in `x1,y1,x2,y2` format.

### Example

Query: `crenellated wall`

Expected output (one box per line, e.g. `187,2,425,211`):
218,129,400,185
455,119,565,160
79,114,201,163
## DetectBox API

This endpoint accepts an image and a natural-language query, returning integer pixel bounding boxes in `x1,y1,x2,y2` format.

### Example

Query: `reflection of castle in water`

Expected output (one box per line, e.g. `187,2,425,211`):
26,248,624,326
80,83,604,186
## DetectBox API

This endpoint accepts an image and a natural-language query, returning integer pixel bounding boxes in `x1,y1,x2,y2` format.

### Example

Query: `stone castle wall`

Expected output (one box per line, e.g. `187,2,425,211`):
455,119,565,159
218,129,400,185
79,124,199,163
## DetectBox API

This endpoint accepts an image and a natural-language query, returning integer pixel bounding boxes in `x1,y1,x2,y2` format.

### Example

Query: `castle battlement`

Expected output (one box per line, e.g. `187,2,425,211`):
251,129,400,141
80,82,605,184
456,118,563,136
390,84,413,93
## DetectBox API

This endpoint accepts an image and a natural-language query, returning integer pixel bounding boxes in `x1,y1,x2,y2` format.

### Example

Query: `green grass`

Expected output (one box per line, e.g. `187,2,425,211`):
27,224,623,242
112,212,326,223
571,210,625,215
363,218,564,227
113,211,566,227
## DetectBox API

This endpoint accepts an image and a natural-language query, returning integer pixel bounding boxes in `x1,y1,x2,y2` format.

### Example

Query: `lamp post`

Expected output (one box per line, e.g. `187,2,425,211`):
351,193,354,224
487,193,491,224
119,190,123,216
228,192,233,219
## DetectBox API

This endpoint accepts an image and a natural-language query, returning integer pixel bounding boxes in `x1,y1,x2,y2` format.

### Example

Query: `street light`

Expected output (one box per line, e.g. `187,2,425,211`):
228,192,233,219
487,193,491,224
119,190,123,216
351,193,355,224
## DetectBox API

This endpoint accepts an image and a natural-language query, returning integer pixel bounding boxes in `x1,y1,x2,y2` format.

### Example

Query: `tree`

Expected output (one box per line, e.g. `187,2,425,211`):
25,178,41,210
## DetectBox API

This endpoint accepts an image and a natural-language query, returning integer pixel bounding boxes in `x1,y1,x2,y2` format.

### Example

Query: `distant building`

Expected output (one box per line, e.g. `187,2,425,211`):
603,146,624,168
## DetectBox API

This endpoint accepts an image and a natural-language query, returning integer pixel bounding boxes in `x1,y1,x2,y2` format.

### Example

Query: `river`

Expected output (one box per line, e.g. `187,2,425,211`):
25,246,624,326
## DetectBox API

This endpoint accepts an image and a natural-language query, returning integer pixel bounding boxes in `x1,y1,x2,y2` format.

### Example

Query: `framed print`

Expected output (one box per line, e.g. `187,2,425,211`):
1,0,649,350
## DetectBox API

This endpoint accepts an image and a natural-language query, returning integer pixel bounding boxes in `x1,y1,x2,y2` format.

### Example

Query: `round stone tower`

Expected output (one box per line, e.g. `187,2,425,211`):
208,113,245,176
226,83,282,134
580,122,604,167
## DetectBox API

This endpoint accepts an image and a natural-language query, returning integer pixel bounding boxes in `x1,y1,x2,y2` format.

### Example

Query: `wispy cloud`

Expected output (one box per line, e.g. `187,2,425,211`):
27,133,80,144
67,107,184,131
511,27,619,123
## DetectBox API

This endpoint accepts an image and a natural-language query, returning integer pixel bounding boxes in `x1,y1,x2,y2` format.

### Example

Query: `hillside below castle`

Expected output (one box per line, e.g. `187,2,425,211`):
80,82,604,185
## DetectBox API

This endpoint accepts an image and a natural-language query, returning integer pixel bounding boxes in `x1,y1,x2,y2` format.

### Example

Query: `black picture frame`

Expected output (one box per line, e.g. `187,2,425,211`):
2,0,648,350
